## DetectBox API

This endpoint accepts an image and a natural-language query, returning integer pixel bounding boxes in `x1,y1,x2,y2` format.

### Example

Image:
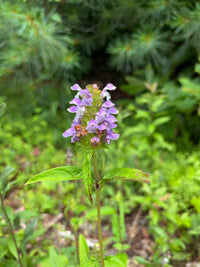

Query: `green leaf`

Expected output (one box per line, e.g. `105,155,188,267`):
179,77,200,98
8,238,18,259
0,239,8,259
49,246,68,267
195,63,200,74
0,166,15,196
26,166,82,185
85,206,115,221
82,152,94,203
0,102,6,117
134,256,148,264
119,202,126,241
13,213,20,229
112,212,120,242
39,246,69,267
113,243,130,251
79,234,89,266
101,168,150,186
153,116,171,126
23,218,38,245
105,252,128,267
18,210,38,220
0,206,14,222
189,226,200,235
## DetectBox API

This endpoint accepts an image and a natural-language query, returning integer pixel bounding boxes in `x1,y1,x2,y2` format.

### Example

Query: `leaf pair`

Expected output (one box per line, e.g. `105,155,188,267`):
26,159,150,203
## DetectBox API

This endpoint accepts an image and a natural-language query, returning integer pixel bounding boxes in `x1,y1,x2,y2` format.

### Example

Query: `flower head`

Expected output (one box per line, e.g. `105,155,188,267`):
63,83,119,147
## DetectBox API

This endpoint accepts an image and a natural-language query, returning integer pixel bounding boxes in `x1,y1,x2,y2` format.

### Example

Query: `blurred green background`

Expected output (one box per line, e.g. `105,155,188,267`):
0,0,200,266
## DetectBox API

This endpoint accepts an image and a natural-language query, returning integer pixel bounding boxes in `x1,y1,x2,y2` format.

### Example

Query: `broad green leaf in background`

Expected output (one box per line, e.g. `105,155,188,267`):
0,166,15,197
134,256,148,265
180,77,200,98
8,238,18,259
82,152,94,203
195,63,200,74
22,218,38,250
79,234,89,266
153,116,171,127
85,206,115,221
39,246,69,267
112,212,120,242
26,166,82,184
0,237,9,259
0,206,14,222
104,252,128,267
101,168,150,186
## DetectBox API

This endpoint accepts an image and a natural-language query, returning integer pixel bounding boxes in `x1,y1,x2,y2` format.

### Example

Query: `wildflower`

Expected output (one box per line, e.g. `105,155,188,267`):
63,83,119,147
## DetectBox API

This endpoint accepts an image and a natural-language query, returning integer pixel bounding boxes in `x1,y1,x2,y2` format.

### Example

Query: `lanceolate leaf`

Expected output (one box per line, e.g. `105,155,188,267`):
82,152,94,204
105,252,128,267
79,234,89,266
101,168,150,186
26,166,82,185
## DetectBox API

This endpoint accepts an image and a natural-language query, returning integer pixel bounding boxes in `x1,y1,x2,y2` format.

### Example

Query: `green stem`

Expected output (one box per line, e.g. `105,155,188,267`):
0,194,23,267
93,153,104,267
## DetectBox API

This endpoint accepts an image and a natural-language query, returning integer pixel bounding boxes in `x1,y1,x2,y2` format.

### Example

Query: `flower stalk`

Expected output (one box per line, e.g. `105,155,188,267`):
93,152,104,267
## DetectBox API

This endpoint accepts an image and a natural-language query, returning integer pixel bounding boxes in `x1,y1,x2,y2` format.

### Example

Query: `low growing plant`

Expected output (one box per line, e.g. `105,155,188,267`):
26,83,150,266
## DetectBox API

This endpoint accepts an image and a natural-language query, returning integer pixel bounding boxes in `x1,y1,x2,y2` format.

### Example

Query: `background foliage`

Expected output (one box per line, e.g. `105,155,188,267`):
0,0,200,266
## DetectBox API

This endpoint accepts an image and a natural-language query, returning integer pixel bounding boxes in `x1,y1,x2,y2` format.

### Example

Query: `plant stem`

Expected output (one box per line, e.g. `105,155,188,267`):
0,194,23,267
93,153,104,267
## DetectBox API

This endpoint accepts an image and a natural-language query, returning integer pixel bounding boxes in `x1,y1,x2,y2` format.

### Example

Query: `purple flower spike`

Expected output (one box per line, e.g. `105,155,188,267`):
86,119,98,133
63,127,76,137
102,100,115,108
63,83,119,146
103,83,116,91
71,84,82,91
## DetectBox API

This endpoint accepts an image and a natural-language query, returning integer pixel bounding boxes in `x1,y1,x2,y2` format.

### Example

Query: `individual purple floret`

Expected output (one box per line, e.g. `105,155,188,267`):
90,136,100,145
101,83,116,100
86,119,98,133
105,130,120,145
63,127,76,138
63,83,119,146
102,100,115,108
71,83,82,91
107,107,118,114
69,98,82,105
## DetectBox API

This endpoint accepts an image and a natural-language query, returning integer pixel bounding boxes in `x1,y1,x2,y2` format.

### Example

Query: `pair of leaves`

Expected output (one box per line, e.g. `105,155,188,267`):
26,160,150,204
26,166,150,186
